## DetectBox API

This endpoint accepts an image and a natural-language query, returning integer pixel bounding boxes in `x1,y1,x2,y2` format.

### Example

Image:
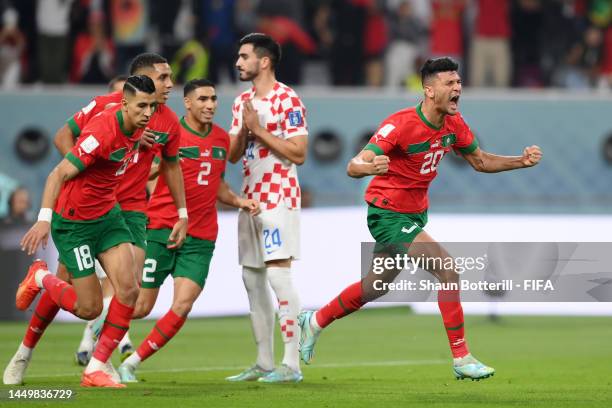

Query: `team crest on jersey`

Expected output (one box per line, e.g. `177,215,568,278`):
288,110,303,126
81,135,99,154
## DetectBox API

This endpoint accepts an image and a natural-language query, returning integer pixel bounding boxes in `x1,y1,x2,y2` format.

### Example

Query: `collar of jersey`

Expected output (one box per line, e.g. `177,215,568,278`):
416,102,443,131
250,81,280,102
115,110,135,137
180,116,212,138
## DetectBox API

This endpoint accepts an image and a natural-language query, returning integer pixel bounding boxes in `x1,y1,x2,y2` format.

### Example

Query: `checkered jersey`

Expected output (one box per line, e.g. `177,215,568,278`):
229,82,307,210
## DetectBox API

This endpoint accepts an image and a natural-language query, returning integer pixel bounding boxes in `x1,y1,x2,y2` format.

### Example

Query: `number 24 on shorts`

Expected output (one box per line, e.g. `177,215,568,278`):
263,228,282,254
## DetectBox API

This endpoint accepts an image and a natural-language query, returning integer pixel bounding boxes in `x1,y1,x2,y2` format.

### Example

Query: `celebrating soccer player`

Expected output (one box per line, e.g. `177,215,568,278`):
116,79,260,383
225,33,308,383
298,57,542,381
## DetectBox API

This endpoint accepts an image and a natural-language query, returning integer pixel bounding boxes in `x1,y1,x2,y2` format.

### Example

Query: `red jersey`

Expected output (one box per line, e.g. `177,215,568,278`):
147,118,229,242
57,107,142,220
364,103,478,213
66,92,180,212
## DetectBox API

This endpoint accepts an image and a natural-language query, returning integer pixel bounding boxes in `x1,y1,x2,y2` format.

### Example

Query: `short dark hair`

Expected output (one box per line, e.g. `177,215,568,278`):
239,33,281,69
123,75,156,96
129,53,168,75
420,57,459,85
183,78,215,97
108,74,128,91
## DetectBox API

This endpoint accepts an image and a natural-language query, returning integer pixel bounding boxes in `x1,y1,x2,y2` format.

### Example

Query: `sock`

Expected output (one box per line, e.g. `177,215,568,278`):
134,310,186,363
34,269,50,287
90,297,134,366
17,343,33,359
267,267,301,372
315,281,366,329
41,274,77,314
23,292,59,349
438,289,469,358
242,267,274,371
123,350,142,368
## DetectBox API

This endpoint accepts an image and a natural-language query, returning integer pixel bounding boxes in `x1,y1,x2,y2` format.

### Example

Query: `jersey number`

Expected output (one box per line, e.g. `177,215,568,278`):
73,245,94,271
420,150,445,175
263,228,282,254
142,259,157,283
197,161,212,185
246,141,255,160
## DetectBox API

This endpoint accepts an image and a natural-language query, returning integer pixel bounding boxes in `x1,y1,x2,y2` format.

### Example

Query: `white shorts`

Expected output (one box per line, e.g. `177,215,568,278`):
238,203,300,268
94,259,107,280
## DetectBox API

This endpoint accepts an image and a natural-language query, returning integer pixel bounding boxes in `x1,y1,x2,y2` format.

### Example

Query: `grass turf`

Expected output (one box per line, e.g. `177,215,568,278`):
0,307,610,407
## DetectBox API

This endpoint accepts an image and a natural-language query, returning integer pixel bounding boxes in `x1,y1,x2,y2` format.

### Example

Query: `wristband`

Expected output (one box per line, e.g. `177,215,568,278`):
38,208,53,223
178,207,188,219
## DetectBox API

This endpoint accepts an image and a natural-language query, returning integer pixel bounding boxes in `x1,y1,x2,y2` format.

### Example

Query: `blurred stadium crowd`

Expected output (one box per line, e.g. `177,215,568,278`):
0,0,611,90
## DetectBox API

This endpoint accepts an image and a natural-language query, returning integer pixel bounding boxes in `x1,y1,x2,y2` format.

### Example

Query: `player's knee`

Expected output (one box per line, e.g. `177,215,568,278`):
132,302,153,319
115,285,140,306
171,300,193,318
77,302,103,320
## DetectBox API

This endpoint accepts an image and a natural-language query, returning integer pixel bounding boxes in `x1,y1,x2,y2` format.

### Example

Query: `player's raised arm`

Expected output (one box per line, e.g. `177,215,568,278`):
217,179,261,215
347,149,390,178
243,100,308,165
461,145,542,173
20,158,81,255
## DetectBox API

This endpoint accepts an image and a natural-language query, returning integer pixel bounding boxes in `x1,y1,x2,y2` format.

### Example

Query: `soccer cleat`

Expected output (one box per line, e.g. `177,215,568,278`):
102,360,121,383
80,370,125,388
298,310,321,364
225,365,272,382
258,364,303,383
117,364,138,383
3,352,30,385
75,350,92,366
15,259,47,311
453,354,495,381
119,343,134,363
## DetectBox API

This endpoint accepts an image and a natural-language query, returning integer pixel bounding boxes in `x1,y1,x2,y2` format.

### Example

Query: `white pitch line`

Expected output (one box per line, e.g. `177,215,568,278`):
24,359,447,379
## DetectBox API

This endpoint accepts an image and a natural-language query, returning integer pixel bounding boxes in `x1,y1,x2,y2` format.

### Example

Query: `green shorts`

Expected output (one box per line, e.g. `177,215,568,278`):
121,210,147,250
141,229,215,289
367,204,428,253
51,205,134,279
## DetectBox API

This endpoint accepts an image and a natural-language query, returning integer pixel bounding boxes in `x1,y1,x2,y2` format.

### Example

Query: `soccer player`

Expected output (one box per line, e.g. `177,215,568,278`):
5,76,185,388
298,57,543,380
226,33,308,383
116,79,260,382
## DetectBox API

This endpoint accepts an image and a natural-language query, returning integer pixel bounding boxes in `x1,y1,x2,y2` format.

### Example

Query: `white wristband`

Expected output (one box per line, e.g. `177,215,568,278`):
37,208,52,223
178,207,188,219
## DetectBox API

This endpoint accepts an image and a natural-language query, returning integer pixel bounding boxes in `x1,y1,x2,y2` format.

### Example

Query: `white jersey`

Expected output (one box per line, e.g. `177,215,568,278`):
229,81,308,210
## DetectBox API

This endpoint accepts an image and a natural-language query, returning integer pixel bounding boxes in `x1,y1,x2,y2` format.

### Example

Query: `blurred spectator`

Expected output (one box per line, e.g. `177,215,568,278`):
36,0,74,83
430,0,466,69
110,0,148,74
589,0,612,28
2,186,31,225
234,0,258,39
197,0,236,84
469,0,511,87
556,26,603,89
363,0,388,87
329,0,368,85
598,25,612,89
170,38,208,84
384,0,428,89
108,73,127,91
0,5,24,89
511,0,544,87
151,0,194,64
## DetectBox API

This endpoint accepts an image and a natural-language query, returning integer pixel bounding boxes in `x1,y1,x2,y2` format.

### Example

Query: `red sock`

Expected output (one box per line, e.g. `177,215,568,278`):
93,297,134,363
42,274,76,313
23,292,59,348
438,290,469,358
136,310,186,362
315,281,366,328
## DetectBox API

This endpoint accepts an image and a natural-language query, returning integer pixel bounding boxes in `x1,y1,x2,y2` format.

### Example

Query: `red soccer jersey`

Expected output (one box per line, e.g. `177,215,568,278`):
66,91,123,137
147,118,229,241
116,103,181,212
56,107,142,220
364,103,478,213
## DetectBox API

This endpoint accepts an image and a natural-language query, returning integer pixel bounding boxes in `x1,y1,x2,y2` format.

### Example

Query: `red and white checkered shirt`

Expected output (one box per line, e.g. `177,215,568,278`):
230,82,308,210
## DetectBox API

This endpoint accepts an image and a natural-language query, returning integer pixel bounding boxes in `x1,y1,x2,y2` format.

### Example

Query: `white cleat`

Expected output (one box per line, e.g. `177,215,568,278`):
3,352,30,385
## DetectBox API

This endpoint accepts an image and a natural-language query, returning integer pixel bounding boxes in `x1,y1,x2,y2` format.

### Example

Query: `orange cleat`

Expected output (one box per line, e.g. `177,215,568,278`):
15,259,47,311
80,370,126,388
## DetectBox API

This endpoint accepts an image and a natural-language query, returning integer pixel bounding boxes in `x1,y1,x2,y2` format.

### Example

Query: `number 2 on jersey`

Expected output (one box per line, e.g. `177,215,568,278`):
420,150,445,174
197,161,212,185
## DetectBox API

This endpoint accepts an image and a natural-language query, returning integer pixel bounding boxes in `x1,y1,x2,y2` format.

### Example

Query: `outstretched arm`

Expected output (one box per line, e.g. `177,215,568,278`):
462,145,542,173
347,149,390,178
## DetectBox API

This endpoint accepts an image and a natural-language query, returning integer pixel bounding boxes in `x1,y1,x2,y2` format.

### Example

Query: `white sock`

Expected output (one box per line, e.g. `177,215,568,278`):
17,343,32,359
267,266,301,372
34,269,50,288
78,320,95,353
310,312,322,332
119,331,132,350
123,351,142,368
242,266,275,371
84,356,106,374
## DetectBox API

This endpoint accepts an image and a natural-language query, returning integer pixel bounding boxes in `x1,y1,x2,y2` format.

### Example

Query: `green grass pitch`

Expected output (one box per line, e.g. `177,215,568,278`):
0,307,610,407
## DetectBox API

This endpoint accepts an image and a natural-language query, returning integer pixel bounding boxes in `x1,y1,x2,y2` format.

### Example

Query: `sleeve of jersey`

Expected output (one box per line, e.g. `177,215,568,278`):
162,119,180,162
280,95,308,138
66,97,103,138
228,98,243,136
453,115,479,155
363,122,398,155
65,131,105,172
